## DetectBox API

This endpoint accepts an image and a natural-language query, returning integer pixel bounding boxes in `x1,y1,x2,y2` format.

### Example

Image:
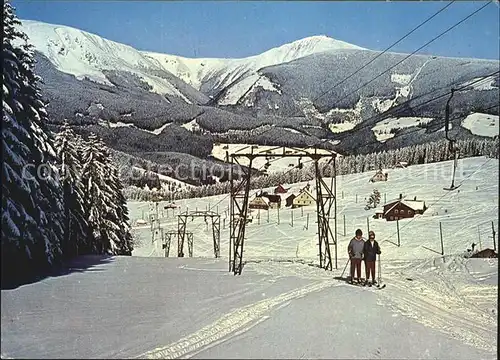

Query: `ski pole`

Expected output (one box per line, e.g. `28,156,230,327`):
341,257,350,278
377,254,381,285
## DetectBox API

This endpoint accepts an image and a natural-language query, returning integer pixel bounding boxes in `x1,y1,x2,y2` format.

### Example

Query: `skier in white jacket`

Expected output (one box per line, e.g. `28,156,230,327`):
347,229,366,284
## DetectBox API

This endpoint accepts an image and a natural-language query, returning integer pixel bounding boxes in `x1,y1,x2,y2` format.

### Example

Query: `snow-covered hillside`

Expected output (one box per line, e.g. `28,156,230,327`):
127,156,498,356
372,116,434,142
131,166,195,190
143,35,365,102
2,255,496,358
2,158,496,359
461,113,499,138
18,20,201,102
129,156,498,262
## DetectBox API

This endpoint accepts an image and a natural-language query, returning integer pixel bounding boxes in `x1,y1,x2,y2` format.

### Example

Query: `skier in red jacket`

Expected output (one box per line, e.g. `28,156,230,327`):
363,230,381,286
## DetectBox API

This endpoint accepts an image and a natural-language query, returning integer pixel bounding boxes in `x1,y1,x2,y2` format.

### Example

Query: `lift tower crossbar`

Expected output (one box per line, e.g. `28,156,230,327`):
229,146,338,275
177,210,221,258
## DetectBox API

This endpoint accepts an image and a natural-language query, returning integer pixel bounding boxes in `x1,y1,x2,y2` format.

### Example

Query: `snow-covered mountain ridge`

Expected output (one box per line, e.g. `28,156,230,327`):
19,20,365,104
143,35,365,91
18,20,205,103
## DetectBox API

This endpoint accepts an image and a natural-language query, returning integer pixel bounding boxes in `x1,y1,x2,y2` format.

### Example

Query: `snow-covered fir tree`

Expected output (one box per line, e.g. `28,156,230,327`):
82,134,133,255
54,123,89,257
106,165,134,255
365,189,382,210
2,1,65,284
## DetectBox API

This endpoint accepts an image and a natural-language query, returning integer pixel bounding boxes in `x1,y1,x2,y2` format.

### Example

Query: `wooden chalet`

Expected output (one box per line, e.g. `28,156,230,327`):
274,184,289,194
249,196,269,210
285,194,296,207
264,194,282,209
292,190,315,207
370,169,388,182
382,195,427,221
373,209,384,219
393,161,408,169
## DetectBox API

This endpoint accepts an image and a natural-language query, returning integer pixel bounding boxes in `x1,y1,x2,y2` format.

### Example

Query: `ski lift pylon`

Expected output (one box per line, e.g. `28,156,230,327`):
443,88,461,191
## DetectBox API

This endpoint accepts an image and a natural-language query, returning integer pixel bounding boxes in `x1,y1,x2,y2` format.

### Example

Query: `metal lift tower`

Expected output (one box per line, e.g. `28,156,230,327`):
229,146,338,275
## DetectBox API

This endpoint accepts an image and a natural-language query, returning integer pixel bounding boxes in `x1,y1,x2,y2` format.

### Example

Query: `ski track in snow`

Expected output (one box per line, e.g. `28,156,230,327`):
135,280,336,359
375,260,497,354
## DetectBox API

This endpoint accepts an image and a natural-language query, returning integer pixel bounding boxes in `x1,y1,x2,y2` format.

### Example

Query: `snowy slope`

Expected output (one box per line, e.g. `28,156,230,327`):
129,156,498,263
18,20,204,103
461,113,499,138
372,116,434,142
131,166,195,189
143,35,365,101
2,158,497,358
2,256,495,359
127,156,498,356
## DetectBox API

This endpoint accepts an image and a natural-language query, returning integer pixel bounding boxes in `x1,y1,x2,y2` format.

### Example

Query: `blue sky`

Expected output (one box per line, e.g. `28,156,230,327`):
12,1,500,60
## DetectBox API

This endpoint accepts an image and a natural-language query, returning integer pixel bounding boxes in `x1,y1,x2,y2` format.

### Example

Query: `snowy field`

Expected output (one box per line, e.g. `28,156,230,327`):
372,116,434,142
461,113,499,138
1,157,497,359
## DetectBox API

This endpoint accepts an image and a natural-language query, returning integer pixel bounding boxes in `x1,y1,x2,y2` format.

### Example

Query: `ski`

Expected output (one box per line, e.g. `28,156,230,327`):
346,282,385,289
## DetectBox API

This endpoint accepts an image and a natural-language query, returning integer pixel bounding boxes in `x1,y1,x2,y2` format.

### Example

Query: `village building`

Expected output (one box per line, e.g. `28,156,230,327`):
248,196,270,210
370,169,388,182
274,184,289,194
393,161,408,169
285,194,296,207
382,195,427,221
374,209,384,219
292,190,315,208
264,194,282,209
300,183,312,193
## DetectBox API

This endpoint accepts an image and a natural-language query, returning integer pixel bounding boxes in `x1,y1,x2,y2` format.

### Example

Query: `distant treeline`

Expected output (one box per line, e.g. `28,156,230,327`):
124,137,499,201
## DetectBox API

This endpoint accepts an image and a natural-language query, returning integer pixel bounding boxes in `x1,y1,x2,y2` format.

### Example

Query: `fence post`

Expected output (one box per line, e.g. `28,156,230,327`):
267,208,270,223
277,206,280,225
356,194,358,203
291,209,294,227
343,214,346,236
397,219,400,247
367,217,370,234
478,226,482,250
305,213,309,230
384,193,387,204
492,221,497,252
439,222,444,255
301,206,304,217
258,209,261,225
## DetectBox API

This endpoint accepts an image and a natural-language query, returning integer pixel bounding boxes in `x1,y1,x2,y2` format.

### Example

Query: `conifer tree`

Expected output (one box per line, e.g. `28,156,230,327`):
54,123,89,257
2,1,64,284
82,134,133,255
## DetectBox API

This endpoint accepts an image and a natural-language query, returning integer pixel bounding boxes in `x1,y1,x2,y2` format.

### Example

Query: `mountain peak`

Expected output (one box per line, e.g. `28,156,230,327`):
270,34,365,56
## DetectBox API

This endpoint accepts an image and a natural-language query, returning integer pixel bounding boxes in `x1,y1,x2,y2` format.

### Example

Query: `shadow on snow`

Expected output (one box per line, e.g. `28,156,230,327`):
1,255,114,290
